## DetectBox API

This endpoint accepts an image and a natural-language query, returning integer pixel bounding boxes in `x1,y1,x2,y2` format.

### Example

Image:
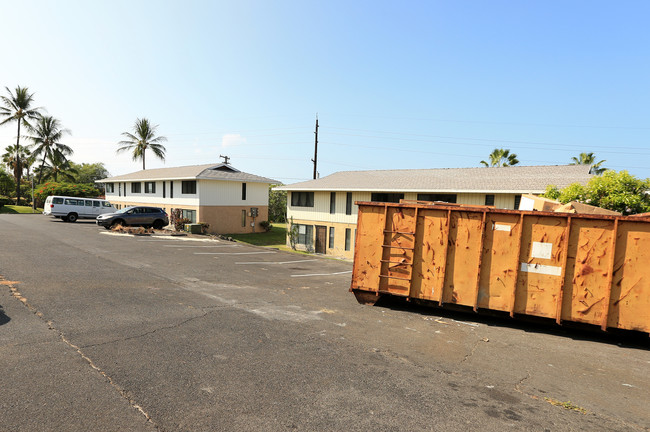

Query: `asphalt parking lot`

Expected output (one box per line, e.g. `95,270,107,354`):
1,214,649,432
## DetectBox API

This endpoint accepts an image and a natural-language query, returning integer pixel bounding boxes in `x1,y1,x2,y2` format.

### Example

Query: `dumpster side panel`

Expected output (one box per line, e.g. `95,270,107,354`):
515,216,567,318
379,206,416,295
411,209,449,302
608,221,650,332
351,205,385,292
351,201,650,334
478,214,522,311
442,211,484,306
562,219,615,325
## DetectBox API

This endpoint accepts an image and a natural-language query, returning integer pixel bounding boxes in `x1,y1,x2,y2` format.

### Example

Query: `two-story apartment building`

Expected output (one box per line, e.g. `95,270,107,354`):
276,165,593,259
97,163,277,234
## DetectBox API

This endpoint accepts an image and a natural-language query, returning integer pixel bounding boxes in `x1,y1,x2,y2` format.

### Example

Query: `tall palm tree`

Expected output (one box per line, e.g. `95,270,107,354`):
480,148,519,167
2,144,31,189
117,118,167,170
570,152,606,175
27,115,73,184
0,86,42,203
35,150,77,182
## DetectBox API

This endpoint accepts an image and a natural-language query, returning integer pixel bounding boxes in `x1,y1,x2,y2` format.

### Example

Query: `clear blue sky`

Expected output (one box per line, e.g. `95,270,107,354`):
2,0,649,183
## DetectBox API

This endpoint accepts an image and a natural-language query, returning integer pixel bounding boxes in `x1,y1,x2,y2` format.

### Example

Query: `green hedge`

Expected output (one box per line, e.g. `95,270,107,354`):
34,182,102,204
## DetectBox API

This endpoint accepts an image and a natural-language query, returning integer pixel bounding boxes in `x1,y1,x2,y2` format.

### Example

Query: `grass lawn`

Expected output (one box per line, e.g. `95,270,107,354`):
226,223,288,248
0,205,43,214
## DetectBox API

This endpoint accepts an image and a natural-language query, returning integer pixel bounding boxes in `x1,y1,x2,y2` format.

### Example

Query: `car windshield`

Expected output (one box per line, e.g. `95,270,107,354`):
115,207,135,214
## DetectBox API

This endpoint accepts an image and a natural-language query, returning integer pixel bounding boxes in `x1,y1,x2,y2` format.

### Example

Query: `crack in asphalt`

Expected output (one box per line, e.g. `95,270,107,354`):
2,275,162,431
79,308,224,349
459,336,482,364
514,370,531,395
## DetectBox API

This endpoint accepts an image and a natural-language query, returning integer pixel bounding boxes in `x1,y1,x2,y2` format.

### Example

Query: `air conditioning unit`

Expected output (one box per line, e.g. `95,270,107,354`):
184,223,202,234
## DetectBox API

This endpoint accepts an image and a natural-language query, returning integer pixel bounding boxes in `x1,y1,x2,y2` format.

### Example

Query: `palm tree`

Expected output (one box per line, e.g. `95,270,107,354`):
480,148,519,167
0,86,42,203
27,115,73,184
35,150,77,182
2,144,31,189
117,118,167,170
570,152,606,175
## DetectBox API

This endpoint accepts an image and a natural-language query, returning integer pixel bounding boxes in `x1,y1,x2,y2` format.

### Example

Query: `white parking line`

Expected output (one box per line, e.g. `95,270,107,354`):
136,237,225,243
235,259,319,265
291,271,352,278
194,251,277,255
162,245,241,248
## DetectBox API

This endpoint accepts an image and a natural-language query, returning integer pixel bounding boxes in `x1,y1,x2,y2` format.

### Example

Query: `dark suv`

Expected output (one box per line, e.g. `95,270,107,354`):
96,206,169,230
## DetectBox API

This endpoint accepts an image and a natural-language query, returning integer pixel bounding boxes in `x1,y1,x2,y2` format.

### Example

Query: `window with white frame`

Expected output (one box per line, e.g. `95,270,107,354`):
181,209,196,223
291,192,314,207
144,182,156,193
297,224,313,245
182,180,197,194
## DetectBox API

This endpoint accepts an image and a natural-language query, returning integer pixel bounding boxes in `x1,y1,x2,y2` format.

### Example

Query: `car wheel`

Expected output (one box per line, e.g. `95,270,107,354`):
61,216,69,222
152,220,164,230
67,213,78,223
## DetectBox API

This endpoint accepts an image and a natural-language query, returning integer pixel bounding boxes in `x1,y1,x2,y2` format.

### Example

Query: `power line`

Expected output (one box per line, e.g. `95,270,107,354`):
320,139,650,157
322,129,649,152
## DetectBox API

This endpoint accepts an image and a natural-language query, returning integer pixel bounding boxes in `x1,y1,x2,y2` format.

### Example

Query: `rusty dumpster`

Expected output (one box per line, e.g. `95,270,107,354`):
350,201,650,333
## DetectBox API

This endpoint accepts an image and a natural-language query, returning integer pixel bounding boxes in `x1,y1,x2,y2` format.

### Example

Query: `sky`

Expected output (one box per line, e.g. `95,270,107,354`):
1,0,649,184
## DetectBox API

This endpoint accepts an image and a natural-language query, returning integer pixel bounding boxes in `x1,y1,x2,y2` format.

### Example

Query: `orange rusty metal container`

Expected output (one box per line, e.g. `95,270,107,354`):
350,201,650,333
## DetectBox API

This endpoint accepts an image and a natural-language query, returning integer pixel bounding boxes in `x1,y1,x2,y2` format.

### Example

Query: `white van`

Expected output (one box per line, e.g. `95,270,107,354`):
43,196,116,222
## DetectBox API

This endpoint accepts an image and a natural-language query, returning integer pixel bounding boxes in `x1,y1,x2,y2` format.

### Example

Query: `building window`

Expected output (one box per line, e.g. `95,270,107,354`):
123,183,127,197
328,227,335,248
241,210,246,227
485,194,495,206
345,228,351,251
371,193,404,203
296,224,313,246
417,193,457,203
131,182,141,193
182,180,196,194
242,183,247,200
291,192,314,207
144,182,156,194
514,194,522,210
330,192,336,214
170,181,174,198
346,192,353,215
105,183,114,193
181,209,196,223
163,181,166,198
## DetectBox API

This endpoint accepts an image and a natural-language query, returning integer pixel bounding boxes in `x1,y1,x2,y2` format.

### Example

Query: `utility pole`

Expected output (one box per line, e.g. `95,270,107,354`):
311,115,319,179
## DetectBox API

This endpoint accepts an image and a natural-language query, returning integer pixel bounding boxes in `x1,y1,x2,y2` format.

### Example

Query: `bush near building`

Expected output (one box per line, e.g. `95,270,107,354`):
543,170,650,215
34,182,102,205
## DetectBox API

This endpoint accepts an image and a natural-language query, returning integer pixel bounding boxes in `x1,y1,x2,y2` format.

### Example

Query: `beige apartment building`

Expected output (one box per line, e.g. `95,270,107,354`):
276,165,593,259
97,163,277,234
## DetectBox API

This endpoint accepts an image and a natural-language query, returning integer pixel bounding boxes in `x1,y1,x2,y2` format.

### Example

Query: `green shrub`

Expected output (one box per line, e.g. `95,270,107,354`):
259,220,272,232
0,196,13,206
542,170,650,215
34,182,102,204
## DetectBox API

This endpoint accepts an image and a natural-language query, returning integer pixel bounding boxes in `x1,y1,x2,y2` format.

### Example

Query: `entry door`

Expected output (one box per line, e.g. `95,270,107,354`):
315,226,327,254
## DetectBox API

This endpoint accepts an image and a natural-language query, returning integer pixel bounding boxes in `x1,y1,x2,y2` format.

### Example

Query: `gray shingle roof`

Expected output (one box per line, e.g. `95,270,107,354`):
276,165,593,193
97,163,278,184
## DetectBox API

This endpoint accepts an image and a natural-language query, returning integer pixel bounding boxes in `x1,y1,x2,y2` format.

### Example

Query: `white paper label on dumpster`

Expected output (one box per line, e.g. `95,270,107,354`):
531,242,553,260
520,262,562,276
493,223,512,232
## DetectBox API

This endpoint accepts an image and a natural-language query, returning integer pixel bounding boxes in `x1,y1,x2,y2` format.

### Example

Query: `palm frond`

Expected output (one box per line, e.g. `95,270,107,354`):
116,117,167,169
